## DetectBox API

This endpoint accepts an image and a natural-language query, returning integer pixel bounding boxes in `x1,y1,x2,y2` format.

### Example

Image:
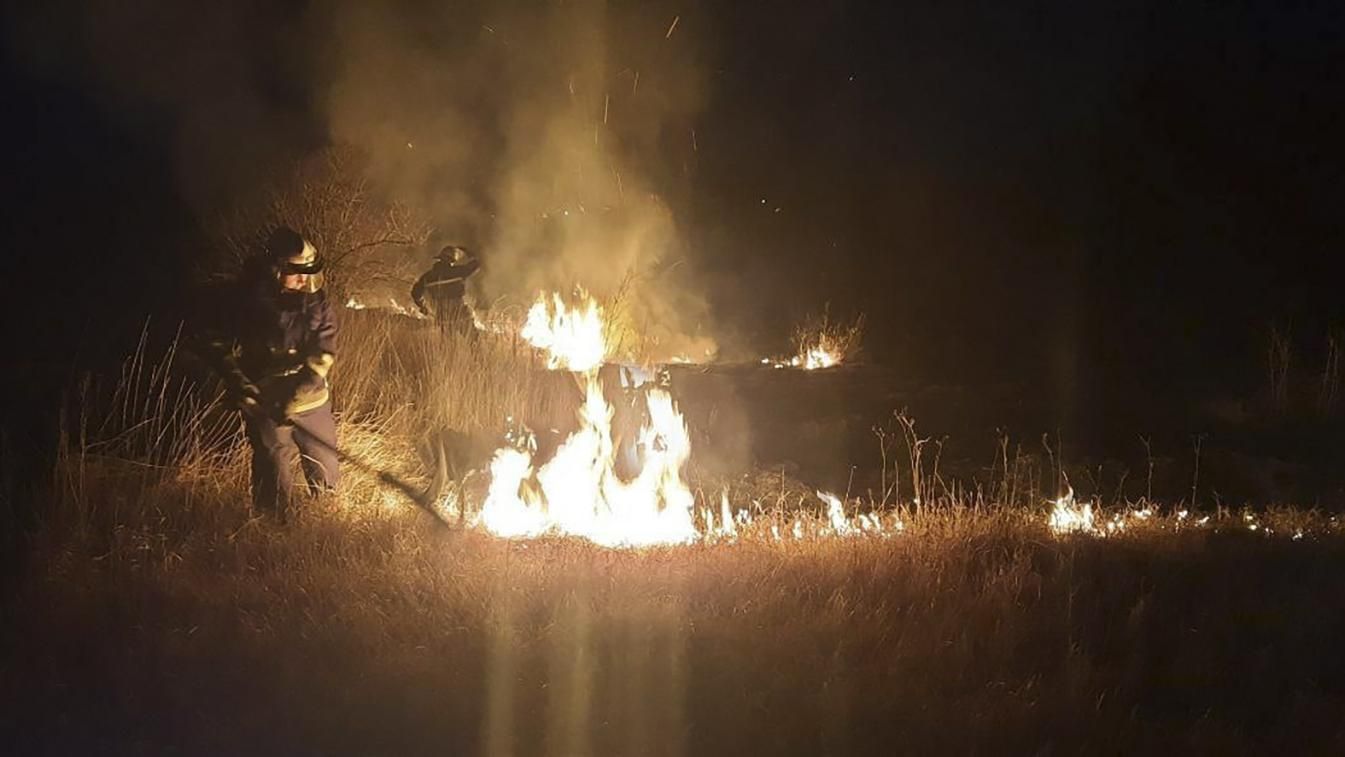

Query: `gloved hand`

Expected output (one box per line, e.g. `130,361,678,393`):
282,367,329,417
226,377,263,412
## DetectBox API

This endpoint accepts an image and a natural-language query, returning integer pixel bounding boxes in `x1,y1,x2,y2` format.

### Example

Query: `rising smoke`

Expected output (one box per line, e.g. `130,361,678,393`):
318,0,718,362
9,0,718,362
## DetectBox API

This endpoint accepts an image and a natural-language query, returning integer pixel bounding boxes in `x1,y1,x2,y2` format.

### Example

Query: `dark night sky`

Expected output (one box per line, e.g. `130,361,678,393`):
4,1,1345,455
693,2,1345,380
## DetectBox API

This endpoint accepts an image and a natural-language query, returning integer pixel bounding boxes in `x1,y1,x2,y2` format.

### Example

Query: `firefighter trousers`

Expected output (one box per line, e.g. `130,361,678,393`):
245,401,340,517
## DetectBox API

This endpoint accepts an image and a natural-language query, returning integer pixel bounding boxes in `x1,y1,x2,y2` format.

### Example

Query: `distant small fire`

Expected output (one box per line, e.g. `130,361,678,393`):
1047,487,1094,534
763,309,864,370
1044,488,1302,539
344,295,426,319
763,346,842,370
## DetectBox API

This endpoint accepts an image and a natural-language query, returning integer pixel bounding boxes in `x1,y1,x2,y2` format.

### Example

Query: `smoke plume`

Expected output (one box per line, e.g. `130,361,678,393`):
9,0,718,362
321,1,717,361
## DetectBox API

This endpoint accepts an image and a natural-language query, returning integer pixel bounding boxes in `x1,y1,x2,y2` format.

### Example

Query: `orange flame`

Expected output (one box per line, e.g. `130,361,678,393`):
477,291,697,547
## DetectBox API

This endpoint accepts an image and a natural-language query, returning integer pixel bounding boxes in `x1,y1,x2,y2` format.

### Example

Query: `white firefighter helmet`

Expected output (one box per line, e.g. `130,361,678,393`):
268,226,325,293
439,245,471,265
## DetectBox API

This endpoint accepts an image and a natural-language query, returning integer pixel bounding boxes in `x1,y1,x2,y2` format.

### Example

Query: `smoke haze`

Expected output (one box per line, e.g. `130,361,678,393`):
9,0,718,360
322,1,716,360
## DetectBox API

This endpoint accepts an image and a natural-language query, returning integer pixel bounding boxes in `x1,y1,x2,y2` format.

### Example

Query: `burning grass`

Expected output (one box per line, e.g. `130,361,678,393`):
759,306,865,369
8,304,1345,753
786,306,865,369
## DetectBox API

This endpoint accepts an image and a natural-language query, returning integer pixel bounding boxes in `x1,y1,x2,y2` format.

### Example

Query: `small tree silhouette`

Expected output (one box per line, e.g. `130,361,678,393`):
209,144,434,298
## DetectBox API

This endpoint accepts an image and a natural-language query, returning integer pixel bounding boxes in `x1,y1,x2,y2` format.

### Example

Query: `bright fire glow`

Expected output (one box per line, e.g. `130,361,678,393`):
476,291,698,547
1048,487,1095,535
765,346,842,370
519,291,606,372
817,491,856,536
799,347,840,370
469,292,904,546
345,295,426,319
1042,491,1287,539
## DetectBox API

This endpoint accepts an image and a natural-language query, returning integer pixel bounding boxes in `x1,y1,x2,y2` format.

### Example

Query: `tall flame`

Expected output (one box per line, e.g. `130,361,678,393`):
476,291,697,547
519,291,606,372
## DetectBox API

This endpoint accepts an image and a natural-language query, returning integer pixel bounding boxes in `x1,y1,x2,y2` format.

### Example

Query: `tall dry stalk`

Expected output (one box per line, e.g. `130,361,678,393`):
1317,329,1340,417
1267,323,1292,413
896,412,927,509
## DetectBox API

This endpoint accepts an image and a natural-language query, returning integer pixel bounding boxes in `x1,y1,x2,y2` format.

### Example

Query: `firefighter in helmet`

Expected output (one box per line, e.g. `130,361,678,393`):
203,226,340,519
412,245,480,331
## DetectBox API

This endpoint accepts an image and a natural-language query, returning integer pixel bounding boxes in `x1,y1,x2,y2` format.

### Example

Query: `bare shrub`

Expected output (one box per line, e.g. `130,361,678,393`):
208,144,434,298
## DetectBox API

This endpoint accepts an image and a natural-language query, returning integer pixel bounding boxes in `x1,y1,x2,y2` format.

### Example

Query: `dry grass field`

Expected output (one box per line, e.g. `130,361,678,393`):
4,309,1345,755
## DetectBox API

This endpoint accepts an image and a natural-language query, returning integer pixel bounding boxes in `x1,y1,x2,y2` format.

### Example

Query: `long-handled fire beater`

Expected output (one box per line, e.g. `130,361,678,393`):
270,404,451,524
198,350,452,525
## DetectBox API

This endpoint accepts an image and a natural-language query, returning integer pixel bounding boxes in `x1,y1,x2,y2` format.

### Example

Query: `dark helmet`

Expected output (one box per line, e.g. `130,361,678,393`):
267,226,325,293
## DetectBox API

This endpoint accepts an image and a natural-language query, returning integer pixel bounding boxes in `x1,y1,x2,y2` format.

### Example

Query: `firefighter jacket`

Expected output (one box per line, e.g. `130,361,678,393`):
412,257,480,313
196,267,338,417
242,277,337,415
